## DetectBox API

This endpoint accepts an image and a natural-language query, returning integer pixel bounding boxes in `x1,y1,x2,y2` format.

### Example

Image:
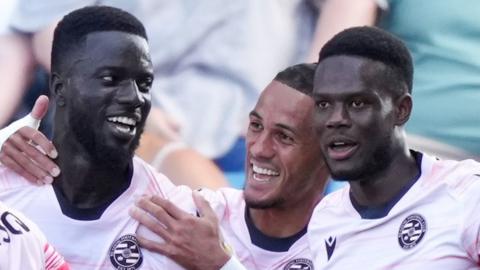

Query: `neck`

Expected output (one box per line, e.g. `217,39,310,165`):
248,191,322,238
52,133,132,209
349,145,419,207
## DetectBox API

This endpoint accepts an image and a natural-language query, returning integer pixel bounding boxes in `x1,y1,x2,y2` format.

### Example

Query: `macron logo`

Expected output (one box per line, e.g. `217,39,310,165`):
325,236,336,261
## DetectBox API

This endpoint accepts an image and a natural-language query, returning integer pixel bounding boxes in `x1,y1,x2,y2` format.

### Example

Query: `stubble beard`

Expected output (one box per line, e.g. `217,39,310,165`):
328,134,395,182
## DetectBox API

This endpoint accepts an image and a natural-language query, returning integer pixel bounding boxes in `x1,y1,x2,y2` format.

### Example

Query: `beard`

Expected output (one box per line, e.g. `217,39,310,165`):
244,193,286,210
69,112,144,169
328,134,395,181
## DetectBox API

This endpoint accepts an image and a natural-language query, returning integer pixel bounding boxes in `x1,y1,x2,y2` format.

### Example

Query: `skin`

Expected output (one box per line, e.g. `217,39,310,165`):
129,80,330,268
131,192,230,270
0,30,231,269
0,96,57,183
244,81,328,237
313,55,419,207
50,30,153,208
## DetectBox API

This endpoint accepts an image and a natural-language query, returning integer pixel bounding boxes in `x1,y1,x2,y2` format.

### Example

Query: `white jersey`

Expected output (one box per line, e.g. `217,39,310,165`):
0,201,69,270
309,153,480,269
201,188,315,270
0,156,187,270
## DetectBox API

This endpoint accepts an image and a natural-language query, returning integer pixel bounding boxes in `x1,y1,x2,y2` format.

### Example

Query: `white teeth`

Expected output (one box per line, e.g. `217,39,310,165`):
114,125,136,135
252,164,279,176
107,116,136,126
333,142,346,146
115,125,130,133
253,173,271,182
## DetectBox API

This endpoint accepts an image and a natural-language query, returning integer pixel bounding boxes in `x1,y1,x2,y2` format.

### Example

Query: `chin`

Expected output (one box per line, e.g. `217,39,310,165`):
328,162,368,181
244,195,284,209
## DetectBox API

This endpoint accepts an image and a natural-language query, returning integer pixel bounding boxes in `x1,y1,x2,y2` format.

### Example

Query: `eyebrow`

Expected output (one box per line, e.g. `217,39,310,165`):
249,111,297,135
249,111,261,119
94,66,154,77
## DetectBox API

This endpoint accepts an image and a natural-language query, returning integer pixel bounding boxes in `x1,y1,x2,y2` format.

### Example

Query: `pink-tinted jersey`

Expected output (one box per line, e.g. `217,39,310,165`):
201,188,315,270
309,153,480,269
0,156,187,270
0,201,69,270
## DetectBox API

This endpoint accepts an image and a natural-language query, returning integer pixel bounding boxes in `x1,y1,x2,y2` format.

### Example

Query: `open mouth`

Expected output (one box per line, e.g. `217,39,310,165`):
327,140,358,161
107,116,138,137
251,163,280,182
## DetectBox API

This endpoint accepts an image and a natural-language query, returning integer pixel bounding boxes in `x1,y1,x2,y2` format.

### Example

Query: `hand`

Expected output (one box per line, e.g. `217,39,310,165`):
130,191,230,270
0,95,60,184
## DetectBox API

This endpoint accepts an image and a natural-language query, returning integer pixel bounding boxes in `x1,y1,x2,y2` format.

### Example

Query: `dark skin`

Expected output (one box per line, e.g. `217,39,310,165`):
313,55,418,207
50,31,153,209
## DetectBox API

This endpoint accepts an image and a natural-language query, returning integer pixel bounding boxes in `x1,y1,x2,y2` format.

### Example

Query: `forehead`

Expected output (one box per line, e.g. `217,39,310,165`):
71,31,152,70
314,55,369,95
254,81,314,127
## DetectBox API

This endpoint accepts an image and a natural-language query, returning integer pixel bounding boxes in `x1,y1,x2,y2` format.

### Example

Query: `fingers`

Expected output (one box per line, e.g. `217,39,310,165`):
135,196,176,229
30,95,50,120
11,129,59,175
1,139,53,184
2,127,59,179
136,235,171,256
0,153,38,183
18,127,57,159
129,205,171,241
151,195,189,220
192,191,216,220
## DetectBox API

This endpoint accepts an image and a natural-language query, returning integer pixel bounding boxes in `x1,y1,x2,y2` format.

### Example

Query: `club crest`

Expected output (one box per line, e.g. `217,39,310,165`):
397,214,427,250
109,234,143,269
283,258,314,270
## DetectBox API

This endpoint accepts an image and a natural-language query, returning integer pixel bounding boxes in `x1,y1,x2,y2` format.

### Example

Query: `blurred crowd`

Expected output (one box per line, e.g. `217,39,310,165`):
1,0,479,190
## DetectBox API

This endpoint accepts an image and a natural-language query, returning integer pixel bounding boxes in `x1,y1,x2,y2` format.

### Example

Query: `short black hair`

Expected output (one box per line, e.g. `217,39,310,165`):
318,26,413,94
274,63,317,96
51,5,148,73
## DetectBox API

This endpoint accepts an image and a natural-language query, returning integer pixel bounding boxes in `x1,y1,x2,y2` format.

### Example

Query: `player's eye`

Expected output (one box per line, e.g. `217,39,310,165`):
351,99,365,109
249,121,263,132
277,132,294,145
316,100,330,109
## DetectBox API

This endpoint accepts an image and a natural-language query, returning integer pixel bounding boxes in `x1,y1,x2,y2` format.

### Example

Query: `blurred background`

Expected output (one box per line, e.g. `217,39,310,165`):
1,0,478,192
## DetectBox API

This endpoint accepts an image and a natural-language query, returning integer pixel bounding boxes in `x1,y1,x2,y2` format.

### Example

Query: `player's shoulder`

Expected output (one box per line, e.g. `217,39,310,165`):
0,200,46,242
423,154,480,198
132,156,176,194
313,184,349,215
197,187,243,219
0,166,33,191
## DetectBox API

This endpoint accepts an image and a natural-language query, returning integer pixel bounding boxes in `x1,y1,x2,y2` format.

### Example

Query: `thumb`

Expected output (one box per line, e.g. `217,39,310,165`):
192,190,216,220
30,95,50,120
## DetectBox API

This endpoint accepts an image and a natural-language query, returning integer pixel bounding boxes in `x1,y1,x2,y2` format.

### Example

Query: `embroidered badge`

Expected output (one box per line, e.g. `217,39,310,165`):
283,258,314,270
109,234,143,269
398,214,427,250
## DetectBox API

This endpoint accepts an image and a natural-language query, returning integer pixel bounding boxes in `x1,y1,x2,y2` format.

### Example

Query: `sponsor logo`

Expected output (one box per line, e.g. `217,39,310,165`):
109,234,143,269
325,236,336,260
284,258,314,270
398,214,427,250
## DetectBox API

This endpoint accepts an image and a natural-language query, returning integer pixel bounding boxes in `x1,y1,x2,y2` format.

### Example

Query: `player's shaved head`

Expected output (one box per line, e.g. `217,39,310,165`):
274,63,317,96
51,5,148,74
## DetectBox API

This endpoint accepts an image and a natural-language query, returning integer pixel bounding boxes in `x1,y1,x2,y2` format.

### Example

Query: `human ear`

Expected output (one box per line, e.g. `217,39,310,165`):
395,93,412,126
50,73,66,107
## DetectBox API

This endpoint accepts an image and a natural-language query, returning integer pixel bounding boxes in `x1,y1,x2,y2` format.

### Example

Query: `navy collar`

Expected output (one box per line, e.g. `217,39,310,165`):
52,161,134,220
244,207,307,252
350,151,423,219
